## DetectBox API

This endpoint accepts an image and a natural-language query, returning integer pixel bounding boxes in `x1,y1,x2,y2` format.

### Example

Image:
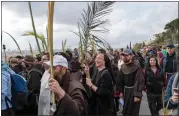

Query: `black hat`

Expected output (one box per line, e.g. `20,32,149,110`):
166,44,175,48
22,55,35,64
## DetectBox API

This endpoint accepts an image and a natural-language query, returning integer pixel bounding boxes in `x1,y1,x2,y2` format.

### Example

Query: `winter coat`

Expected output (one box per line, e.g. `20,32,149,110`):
162,53,177,73
54,72,88,116
88,68,116,116
164,73,178,109
145,68,166,94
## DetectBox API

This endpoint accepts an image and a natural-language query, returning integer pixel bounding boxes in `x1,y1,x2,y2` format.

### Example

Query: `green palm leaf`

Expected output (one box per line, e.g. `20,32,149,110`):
22,31,48,52
28,1,42,56
62,40,64,52
2,31,23,55
28,41,34,56
74,1,115,59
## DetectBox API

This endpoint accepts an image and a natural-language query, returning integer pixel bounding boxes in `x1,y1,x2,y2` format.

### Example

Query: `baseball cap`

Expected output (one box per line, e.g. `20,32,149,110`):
45,55,68,69
121,49,133,55
166,44,175,48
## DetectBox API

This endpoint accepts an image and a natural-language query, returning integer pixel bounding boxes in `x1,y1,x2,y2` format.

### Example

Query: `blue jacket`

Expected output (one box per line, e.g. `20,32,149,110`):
164,74,178,109
1,62,15,110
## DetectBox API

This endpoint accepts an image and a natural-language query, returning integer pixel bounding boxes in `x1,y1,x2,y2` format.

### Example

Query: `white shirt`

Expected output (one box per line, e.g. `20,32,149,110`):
38,70,51,115
118,60,124,70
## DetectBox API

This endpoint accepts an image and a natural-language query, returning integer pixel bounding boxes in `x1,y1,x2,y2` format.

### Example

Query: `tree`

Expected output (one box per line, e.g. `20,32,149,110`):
164,18,179,44
133,43,143,51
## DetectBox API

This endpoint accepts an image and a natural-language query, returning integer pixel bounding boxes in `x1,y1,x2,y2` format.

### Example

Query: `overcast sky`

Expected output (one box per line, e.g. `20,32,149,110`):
2,2,178,51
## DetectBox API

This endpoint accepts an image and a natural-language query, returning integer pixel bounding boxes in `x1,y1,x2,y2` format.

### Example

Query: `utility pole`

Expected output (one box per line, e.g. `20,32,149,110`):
3,44,7,63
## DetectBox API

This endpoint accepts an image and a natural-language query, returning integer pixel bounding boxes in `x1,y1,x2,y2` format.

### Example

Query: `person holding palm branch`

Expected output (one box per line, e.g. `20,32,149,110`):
85,52,116,116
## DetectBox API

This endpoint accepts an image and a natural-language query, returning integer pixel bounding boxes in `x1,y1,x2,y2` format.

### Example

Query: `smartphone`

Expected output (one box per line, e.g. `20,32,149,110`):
173,88,179,93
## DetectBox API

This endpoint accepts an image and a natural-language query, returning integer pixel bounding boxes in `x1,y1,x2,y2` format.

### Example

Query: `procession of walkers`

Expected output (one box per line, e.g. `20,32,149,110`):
2,44,179,116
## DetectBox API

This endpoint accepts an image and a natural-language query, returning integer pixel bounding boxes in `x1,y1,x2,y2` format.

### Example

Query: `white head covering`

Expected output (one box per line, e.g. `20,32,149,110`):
45,55,68,69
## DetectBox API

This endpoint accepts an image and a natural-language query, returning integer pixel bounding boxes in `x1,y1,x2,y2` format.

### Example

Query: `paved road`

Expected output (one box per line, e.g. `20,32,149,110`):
117,91,163,115
139,92,151,115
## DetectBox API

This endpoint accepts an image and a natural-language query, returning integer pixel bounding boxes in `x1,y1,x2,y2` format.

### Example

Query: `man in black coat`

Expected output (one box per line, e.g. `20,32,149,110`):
21,55,44,115
162,44,177,83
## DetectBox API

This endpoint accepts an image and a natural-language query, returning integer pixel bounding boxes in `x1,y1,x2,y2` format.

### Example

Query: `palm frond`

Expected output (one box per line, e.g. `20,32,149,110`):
91,35,111,49
80,1,115,33
29,41,34,56
62,39,67,52
62,40,64,52
64,39,67,49
28,1,42,56
41,39,46,52
22,31,48,52
41,34,48,51
73,1,115,64
46,25,49,51
78,22,85,64
2,31,23,55
78,2,114,55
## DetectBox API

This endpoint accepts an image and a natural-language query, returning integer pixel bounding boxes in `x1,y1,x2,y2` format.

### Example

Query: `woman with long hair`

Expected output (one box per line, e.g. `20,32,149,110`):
144,56,166,116
85,52,116,116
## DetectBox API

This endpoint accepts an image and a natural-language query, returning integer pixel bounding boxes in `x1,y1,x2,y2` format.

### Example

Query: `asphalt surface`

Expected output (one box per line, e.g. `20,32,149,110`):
139,91,151,115
117,91,163,115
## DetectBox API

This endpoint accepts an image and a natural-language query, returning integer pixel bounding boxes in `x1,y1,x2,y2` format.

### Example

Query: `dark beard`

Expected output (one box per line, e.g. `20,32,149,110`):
123,59,130,64
54,71,63,84
57,75,63,84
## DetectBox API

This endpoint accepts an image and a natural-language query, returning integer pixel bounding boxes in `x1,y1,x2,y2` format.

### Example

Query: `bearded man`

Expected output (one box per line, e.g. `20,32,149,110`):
118,49,145,116
46,55,88,116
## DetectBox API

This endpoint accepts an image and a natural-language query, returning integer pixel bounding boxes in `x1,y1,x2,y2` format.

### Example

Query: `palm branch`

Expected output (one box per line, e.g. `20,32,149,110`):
47,1,55,105
22,31,48,52
64,39,67,52
46,25,49,51
62,40,64,52
28,1,42,56
74,1,115,61
28,41,34,56
62,39,67,52
2,31,23,55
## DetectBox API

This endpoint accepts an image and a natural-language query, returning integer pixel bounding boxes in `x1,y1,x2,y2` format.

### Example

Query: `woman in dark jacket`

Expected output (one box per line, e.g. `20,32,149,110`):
144,56,166,116
85,52,116,116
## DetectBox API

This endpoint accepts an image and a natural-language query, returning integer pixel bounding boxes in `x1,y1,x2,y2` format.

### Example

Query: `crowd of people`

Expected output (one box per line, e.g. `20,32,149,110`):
1,43,179,116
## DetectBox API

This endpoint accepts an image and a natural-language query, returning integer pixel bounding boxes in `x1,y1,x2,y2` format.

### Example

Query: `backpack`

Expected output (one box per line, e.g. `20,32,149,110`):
19,69,29,81
5,73,28,111
27,68,43,108
27,68,43,91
